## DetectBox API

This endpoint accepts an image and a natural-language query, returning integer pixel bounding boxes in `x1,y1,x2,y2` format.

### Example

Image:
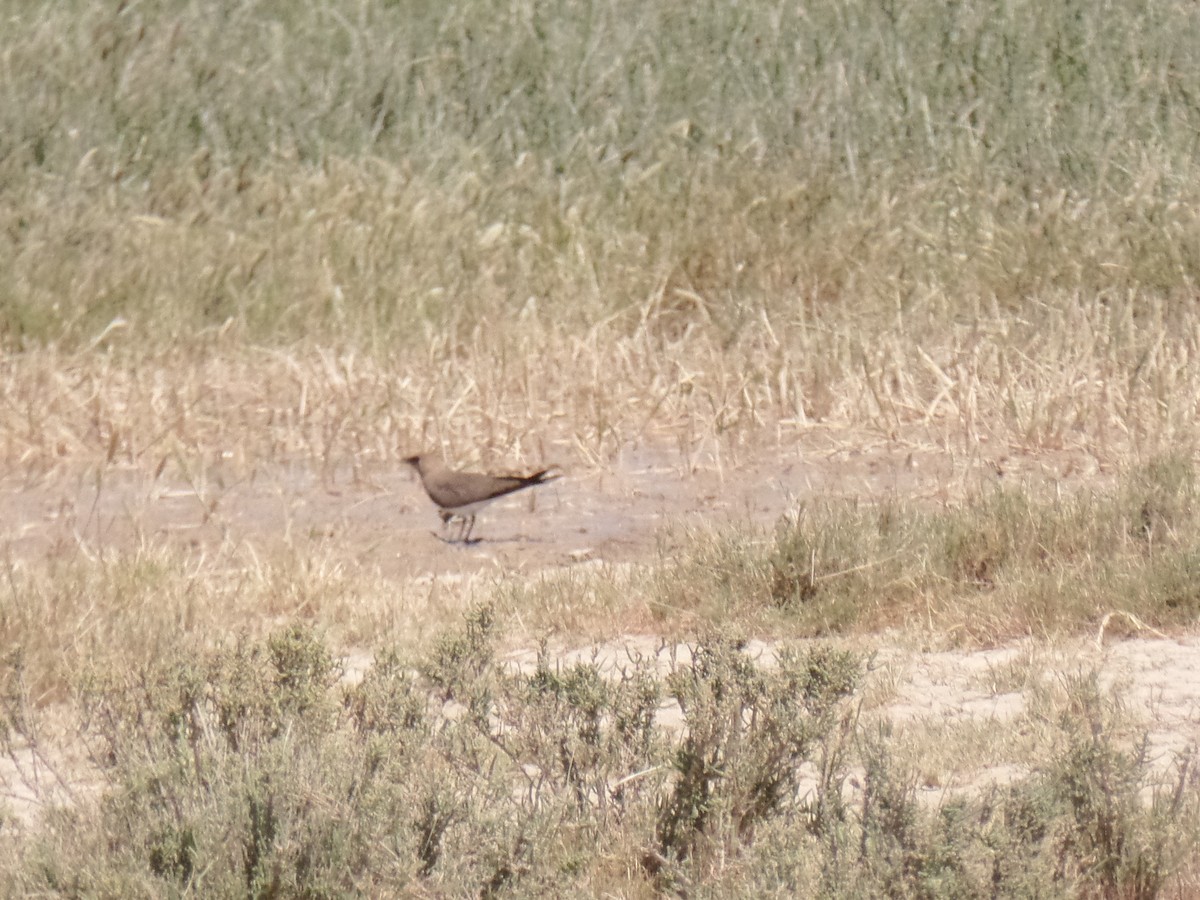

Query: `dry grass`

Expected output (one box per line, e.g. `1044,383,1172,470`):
5,0,1200,892
1,0,1200,481
4,455,1196,713
2,237,1200,484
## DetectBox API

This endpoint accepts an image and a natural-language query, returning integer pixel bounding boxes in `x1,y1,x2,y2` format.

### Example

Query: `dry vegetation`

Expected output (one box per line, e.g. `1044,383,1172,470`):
4,0,1200,894
2,0,1200,473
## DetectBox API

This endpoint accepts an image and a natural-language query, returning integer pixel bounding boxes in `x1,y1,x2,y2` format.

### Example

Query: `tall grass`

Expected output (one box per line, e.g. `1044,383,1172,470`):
2,0,1200,467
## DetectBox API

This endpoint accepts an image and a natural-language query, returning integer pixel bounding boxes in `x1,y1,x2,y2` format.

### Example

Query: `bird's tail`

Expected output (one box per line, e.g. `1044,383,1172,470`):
526,466,564,486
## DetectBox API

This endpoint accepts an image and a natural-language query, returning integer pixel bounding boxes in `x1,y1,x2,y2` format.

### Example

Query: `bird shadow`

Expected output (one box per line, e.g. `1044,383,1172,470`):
430,531,482,546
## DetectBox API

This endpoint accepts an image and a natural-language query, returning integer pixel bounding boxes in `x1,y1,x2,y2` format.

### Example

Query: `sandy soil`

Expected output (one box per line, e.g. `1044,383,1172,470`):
4,431,1197,829
0,427,1109,573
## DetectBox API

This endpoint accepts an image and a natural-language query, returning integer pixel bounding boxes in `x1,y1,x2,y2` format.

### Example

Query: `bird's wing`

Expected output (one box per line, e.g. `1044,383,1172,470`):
425,471,530,509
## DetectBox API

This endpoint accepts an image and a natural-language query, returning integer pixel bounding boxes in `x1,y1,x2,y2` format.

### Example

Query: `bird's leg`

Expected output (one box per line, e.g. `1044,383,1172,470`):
462,515,476,543
438,509,466,543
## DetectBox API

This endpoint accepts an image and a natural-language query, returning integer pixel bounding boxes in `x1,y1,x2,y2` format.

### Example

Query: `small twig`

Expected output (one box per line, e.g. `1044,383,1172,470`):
813,553,903,583
610,765,666,793
1169,747,1193,817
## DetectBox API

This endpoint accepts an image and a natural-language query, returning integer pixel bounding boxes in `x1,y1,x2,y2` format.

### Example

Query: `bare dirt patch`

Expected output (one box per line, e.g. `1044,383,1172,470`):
0,426,1107,575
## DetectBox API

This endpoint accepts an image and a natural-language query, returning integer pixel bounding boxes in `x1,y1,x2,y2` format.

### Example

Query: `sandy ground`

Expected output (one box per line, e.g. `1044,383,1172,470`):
0,427,1109,574
3,431,1197,829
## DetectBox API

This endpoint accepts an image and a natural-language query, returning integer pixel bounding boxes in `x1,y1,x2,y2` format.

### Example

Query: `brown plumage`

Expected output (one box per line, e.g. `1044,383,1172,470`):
404,454,560,542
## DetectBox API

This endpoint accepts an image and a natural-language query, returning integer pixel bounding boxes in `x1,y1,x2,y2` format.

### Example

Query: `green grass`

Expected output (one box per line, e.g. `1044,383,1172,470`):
1,0,1200,470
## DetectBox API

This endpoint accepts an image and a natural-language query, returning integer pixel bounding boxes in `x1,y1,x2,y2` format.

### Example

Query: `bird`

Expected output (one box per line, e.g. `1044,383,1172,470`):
403,454,561,543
